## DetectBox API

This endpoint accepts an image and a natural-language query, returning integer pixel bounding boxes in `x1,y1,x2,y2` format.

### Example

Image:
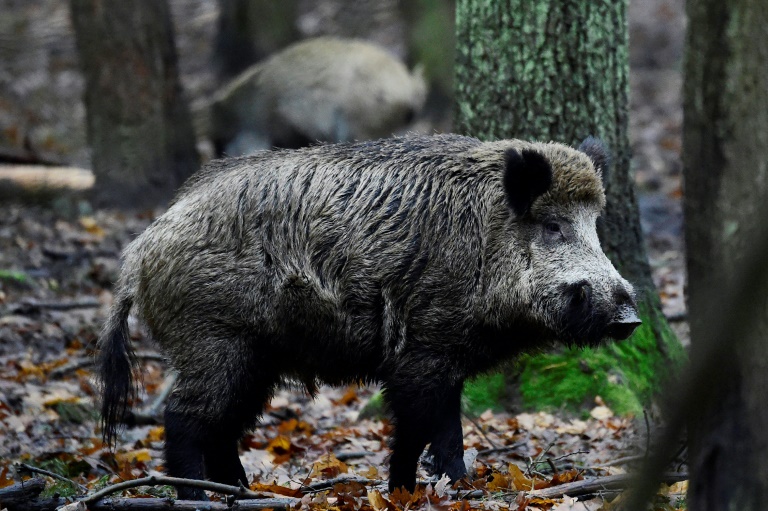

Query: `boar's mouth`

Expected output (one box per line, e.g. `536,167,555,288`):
555,282,642,347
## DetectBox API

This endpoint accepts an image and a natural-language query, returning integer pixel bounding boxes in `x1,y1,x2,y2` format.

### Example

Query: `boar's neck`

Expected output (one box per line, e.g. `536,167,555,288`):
467,319,553,371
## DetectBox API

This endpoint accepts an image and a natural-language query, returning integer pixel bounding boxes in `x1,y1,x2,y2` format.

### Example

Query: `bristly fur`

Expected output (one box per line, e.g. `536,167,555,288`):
99,133,637,497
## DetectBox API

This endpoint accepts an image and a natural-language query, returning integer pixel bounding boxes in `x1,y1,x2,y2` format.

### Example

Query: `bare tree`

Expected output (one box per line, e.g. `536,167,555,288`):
70,0,199,208
684,0,768,508
214,0,299,79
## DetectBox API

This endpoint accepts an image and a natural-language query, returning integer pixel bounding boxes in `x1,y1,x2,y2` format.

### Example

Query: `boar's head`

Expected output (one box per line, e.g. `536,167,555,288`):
484,137,640,347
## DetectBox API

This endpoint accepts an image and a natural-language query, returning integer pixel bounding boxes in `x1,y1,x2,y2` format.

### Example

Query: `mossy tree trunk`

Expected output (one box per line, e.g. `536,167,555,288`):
70,0,200,208
455,0,683,414
684,0,768,508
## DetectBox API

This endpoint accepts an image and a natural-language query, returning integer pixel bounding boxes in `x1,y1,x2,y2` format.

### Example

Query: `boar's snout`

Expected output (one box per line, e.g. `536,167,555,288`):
604,288,641,340
561,281,641,343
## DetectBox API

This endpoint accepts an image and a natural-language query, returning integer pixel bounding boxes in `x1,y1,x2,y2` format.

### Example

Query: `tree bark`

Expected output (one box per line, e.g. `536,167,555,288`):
70,0,200,208
684,0,768,508
214,0,299,79
455,0,683,412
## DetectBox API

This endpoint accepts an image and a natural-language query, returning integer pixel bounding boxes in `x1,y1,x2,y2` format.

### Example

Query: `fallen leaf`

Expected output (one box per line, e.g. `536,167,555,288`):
367,489,394,511
116,449,152,464
79,216,105,237
310,452,348,478
590,406,614,420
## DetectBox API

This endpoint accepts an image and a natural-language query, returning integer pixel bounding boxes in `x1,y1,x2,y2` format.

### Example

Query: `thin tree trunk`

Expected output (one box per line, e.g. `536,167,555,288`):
684,0,768,508
214,0,299,79
455,0,683,412
70,0,199,208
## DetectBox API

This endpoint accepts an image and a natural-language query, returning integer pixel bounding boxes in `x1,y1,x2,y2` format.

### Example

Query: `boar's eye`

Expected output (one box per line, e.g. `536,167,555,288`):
543,220,567,242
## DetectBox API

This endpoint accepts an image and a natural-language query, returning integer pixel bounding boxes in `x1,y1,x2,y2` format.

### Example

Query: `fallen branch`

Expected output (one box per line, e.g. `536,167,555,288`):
301,475,385,493
523,472,688,500
476,442,526,457
5,496,296,511
17,463,87,494
0,477,46,507
10,298,100,315
333,450,375,461
50,350,167,378
592,454,646,468
41,247,119,262
462,413,500,450
89,497,298,510
83,475,274,504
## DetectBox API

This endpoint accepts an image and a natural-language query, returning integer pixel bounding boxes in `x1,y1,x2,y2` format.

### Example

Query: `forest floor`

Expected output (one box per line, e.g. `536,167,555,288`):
0,1,689,510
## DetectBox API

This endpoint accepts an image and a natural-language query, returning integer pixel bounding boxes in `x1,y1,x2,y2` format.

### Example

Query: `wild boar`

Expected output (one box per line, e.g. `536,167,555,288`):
99,134,640,499
195,37,427,156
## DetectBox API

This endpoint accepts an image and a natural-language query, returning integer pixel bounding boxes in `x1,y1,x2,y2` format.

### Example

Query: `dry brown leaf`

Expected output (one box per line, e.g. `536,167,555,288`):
549,469,583,486
367,489,394,511
79,216,105,237
116,449,151,464
251,481,300,497
311,452,349,478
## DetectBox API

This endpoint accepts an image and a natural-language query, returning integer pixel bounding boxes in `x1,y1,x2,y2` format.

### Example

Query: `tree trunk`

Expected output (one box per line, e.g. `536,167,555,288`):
214,0,299,79
684,0,768,508
70,0,200,208
455,0,683,413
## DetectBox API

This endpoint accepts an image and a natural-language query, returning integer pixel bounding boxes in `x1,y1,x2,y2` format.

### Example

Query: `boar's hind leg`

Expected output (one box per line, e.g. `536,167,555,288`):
385,377,466,492
164,355,276,500
164,405,208,500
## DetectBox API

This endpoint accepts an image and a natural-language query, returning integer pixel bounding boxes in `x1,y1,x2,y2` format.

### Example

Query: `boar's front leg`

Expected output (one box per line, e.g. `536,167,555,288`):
425,383,466,482
384,364,466,492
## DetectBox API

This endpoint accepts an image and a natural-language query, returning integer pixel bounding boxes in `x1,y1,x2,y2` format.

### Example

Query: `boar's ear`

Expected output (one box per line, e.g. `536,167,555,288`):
503,148,553,217
578,136,611,181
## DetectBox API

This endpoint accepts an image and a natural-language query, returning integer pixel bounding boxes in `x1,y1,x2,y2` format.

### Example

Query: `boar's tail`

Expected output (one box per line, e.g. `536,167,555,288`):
97,283,137,447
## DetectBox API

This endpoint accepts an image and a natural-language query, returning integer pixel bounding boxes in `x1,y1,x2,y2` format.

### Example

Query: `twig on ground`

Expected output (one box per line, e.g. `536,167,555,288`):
88,497,297,510
462,413,500,450
526,441,556,477
0,477,46,506
300,475,385,493
591,454,646,468
476,442,526,457
333,450,375,461
82,475,284,504
41,247,120,262
10,298,100,314
522,472,688,500
549,450,590,463
49,351,166,378
16,463,88,494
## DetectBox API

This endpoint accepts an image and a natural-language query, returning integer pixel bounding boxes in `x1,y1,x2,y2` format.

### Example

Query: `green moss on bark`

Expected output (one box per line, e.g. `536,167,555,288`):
366,305,687,417
460,303,685,416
